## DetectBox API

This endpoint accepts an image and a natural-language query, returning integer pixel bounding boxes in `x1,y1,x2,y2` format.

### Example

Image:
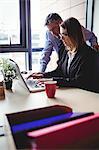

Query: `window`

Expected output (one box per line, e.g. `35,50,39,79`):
0,0,29,71
31,0,45,49
0,0,20,45
0,0,26,52
0,52,26,71
30,0,47,71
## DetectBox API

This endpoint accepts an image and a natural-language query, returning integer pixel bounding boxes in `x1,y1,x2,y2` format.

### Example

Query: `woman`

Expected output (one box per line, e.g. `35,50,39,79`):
29,17,99,93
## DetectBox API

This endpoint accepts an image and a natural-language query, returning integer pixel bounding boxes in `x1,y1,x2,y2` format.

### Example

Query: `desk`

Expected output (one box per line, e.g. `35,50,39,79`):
0,88,99,150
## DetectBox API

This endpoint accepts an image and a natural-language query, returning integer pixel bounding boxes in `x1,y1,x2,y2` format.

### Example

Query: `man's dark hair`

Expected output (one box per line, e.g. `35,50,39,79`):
45,13,62,25
61,17,84,47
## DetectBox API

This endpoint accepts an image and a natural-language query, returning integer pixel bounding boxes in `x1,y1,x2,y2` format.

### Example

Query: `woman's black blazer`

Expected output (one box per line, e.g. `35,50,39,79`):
44,43,99,93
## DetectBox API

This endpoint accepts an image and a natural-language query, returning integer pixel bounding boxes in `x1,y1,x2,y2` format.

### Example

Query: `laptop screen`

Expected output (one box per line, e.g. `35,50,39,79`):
8,59,52,93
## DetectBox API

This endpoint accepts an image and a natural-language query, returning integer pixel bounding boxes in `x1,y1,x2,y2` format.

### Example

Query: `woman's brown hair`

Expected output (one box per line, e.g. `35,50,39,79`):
61,17,84,48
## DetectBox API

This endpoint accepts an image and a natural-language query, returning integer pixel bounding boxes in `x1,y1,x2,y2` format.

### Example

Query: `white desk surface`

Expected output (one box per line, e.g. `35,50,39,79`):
0,88,99,150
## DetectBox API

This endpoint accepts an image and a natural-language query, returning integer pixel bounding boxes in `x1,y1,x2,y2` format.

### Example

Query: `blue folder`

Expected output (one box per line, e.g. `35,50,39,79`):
12,112,94,133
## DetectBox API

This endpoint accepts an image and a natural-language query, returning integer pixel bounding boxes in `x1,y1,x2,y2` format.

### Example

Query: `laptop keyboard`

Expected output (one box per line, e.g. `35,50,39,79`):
26,79,45,88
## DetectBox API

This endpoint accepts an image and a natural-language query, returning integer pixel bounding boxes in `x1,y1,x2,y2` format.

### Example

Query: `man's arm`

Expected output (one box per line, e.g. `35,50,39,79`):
40,31,55,72
81,26,98,49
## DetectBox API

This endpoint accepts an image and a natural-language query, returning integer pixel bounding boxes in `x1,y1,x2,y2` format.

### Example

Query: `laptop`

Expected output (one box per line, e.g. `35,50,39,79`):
8,59,52,93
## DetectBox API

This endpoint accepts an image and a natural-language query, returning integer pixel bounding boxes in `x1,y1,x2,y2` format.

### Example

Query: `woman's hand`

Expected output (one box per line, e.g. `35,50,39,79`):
27,72,44,79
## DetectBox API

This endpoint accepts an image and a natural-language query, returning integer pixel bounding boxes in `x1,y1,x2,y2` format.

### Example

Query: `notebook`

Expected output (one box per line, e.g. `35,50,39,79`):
8,59,52,93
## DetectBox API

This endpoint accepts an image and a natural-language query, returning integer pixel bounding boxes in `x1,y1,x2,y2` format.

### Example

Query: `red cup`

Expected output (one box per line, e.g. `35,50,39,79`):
45,81,57,98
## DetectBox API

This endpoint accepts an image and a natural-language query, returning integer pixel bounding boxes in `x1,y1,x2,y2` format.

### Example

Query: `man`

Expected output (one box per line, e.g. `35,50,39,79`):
40,13,98,72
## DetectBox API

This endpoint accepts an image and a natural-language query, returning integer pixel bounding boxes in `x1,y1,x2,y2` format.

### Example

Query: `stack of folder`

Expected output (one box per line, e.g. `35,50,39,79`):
6,105,99,149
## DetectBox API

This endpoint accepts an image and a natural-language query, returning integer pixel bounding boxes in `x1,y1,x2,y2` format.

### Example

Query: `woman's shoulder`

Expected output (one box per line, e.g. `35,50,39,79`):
80,43,97,54
83,44,99,64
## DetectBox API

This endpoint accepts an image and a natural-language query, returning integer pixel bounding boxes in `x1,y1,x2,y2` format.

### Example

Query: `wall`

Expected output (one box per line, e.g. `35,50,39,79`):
93,0,99,43
40,0,87,27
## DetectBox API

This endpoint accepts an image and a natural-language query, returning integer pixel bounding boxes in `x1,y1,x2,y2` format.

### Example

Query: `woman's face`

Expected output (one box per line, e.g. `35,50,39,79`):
60,27,74,50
